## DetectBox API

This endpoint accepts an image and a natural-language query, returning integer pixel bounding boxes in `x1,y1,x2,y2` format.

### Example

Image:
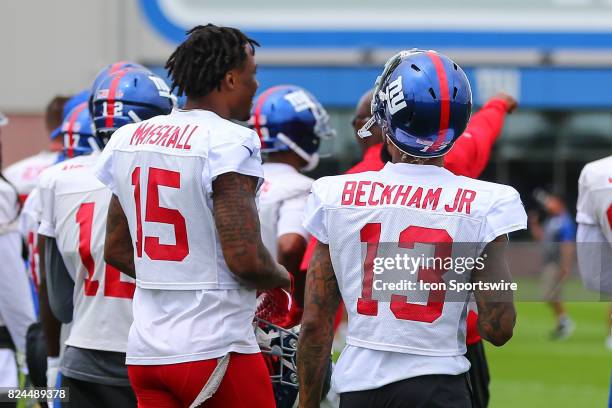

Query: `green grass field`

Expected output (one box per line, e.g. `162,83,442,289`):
486,301,611,407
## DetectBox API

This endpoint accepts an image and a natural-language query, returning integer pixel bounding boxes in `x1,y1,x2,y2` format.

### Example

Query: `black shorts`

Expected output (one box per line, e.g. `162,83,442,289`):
339,373,472,408
466,341,490,408
61,376,136,408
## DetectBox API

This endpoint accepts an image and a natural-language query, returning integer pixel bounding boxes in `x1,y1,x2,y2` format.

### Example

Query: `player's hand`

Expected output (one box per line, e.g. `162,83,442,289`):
493,93,518,114
256,287,293,326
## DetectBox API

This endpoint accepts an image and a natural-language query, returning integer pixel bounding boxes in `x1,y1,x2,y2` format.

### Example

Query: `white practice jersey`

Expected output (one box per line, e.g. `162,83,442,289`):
0,177,19,234
0,178,35,345
303,162,527,392
20,188,42,290
4,150,60,199
259,162,311,259
576,155,612,294
38,154,135,353
95,109,264,365
0,231,36,351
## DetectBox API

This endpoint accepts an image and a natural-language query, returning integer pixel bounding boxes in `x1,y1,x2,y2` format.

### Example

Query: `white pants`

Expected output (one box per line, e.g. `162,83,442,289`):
0,232,36,352
0,349,18,387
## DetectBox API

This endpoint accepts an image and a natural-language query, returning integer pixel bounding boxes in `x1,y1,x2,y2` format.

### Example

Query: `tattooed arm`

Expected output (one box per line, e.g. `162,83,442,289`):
104,194,135,278
471,234,516,346
213,172,290,289
298,241,340,408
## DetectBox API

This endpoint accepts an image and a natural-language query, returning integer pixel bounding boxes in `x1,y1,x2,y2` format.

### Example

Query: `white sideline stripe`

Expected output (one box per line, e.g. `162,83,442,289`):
158,1,612,31
188,354,230,408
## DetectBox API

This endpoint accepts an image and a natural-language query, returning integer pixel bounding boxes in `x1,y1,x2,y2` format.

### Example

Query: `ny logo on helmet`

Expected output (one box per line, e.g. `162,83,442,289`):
386,76,407,115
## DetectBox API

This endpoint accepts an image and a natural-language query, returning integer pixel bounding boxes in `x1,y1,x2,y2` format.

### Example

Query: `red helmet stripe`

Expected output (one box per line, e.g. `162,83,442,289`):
110,61,128,74
252,85,287,145
427,51,451,152
66,103,87,158
105,69,129,129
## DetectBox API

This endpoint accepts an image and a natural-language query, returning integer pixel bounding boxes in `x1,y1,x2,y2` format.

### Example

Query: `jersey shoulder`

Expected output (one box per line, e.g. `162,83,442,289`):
4,150,60,192
39,155,103,195
580,156,612,191
4,150,58,173
206,112,261,149
262,168,313,202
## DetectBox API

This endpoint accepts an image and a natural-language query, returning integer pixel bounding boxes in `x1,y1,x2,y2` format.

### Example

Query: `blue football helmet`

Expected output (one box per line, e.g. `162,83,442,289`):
88,61,149,116
359,50,472,158
56,102,98,161
50,90,90,140
92,68,176,145
249,85,335,172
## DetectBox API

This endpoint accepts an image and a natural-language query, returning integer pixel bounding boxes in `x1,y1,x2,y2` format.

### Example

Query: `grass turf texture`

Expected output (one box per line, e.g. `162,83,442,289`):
486,301,611,407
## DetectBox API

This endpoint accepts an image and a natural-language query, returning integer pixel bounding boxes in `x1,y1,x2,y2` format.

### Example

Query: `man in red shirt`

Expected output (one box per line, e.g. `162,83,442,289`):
300,89,517,408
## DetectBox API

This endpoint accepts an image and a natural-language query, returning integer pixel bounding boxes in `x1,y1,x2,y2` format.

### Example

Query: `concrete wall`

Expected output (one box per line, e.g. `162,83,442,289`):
0,0,173,114
0,0,176,165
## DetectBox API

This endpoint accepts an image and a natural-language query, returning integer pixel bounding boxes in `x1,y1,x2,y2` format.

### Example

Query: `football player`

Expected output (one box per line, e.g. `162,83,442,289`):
37,68,174,407
298,50,527,407
249,86,335,407
576,156,612,343
305,83,518,408
0,111,36,400
250,85,335,328
35,101,98,397
95,24,290,408
21,94,97,296
529,189,576,339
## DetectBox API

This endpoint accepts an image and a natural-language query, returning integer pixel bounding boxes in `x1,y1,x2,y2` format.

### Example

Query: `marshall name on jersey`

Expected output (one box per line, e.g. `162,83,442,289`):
38,154,135,353
303,162,527,391
95,109,265,365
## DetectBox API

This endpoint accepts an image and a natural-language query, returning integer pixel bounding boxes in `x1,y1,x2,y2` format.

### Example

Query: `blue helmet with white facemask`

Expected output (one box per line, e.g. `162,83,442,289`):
359,50,472,158
88,61,150,116
249,85,335,172
56,102,99,161
91,68,176,146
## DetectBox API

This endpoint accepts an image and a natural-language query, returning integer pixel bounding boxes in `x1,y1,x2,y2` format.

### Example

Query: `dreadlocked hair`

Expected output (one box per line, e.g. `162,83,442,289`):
165,24,259,98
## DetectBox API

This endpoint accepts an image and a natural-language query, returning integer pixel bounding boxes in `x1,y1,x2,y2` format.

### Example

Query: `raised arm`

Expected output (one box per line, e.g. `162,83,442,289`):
213,172,290,289
104,195,135,279
444,93,516,178
297,241,340,407
471,234,517,346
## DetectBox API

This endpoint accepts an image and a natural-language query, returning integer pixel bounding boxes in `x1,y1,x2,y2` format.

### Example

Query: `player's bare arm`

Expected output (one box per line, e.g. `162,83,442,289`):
213,171,290,289
37,234,61,357
472,234,516,346
104,194,135,279
278,233,307,303
297,241,340,408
